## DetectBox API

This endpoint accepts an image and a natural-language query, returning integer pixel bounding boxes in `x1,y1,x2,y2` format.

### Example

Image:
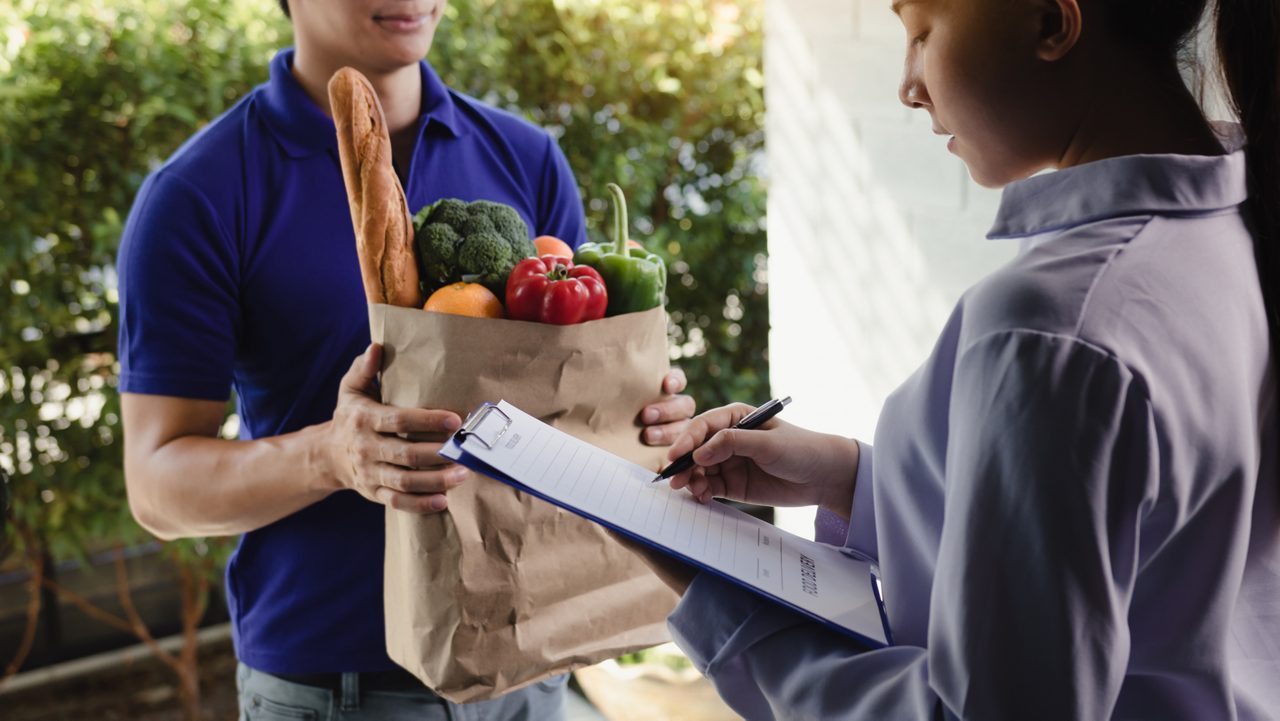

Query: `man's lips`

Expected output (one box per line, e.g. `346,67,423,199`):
374,14,428,31
374,5,438,31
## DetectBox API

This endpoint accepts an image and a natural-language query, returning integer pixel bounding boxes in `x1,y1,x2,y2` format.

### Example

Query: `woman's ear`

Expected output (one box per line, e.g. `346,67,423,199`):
1036,0,1082,61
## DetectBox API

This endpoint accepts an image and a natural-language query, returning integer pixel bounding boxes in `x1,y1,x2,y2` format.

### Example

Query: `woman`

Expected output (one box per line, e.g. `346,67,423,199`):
642,0,1280,718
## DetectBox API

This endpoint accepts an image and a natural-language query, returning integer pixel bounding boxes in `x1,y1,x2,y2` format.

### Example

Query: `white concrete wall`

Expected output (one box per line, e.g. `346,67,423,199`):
763,2,1235,537
765,0,1016,536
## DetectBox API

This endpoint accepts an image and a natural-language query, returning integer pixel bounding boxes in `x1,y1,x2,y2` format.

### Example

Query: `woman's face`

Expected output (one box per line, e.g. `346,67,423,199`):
894,0,1070,187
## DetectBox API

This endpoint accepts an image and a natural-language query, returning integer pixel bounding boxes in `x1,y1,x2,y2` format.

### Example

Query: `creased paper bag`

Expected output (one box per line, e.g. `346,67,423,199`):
371,303,680,703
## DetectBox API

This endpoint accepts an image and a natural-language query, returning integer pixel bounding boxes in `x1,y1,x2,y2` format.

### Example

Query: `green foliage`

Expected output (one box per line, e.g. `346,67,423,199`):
0,0,288,570
435,0,768,399
0,0,766,578
616,644,696,672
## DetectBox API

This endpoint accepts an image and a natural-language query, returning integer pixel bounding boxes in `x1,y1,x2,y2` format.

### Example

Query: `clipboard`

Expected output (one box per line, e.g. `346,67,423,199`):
443,400,894,649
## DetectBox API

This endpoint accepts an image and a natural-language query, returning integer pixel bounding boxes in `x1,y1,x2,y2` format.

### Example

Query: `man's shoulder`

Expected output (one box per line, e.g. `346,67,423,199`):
151,85,269,198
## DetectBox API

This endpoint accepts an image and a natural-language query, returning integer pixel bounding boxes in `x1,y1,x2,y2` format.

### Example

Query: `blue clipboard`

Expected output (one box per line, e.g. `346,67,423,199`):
442,401,894,649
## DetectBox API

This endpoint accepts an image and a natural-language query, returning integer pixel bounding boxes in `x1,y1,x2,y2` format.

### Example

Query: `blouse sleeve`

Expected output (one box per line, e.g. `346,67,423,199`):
815,440,878,561
668,330,1158,720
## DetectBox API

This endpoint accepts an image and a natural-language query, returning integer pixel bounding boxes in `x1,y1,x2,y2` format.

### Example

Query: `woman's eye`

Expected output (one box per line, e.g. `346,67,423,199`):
911,31,929,47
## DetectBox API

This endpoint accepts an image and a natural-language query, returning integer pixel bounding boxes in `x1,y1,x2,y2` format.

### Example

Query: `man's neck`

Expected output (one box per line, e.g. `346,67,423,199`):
290,47,423,138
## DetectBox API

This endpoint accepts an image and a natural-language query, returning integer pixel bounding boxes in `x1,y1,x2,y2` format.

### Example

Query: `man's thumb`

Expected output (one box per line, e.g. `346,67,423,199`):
340,344,382,394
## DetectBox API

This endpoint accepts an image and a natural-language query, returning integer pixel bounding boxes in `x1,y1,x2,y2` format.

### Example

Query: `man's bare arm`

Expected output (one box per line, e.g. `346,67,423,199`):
122,393,338,540
121,345,465,540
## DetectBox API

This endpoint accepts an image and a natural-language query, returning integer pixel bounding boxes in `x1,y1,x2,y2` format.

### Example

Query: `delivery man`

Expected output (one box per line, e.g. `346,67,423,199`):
114,0,694,718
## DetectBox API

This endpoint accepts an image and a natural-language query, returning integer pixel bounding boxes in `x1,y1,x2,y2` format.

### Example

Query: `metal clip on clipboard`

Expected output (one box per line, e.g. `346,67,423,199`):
455,402,512,450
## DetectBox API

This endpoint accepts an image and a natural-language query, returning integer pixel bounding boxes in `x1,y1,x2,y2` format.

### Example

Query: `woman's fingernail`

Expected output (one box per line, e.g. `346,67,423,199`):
644,408,659,423
431,496,447,511
450,468,468,483
444,416,461,431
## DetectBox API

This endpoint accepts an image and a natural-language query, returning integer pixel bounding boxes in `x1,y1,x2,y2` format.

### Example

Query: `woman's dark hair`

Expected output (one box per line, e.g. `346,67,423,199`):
1215,1,1280,396
278,0,290,19
1109,0,1278,439
1115,0,1278,390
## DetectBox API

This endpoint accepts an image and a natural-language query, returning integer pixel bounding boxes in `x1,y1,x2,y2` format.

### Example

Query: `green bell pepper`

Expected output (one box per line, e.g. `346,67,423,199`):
573,183,667,316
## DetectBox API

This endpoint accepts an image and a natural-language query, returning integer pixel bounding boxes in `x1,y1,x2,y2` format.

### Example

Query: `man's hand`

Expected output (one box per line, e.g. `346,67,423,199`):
640,368,696,446
325,344,467,514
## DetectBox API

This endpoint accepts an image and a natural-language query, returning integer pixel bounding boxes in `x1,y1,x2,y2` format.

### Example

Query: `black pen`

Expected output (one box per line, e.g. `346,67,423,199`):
651,396,792,483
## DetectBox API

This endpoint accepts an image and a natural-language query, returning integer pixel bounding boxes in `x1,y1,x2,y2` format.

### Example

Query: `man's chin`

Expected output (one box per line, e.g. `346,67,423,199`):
366,38,436,72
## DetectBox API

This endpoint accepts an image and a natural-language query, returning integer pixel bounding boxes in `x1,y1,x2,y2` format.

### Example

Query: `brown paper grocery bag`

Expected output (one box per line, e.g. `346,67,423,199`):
370,303,680,703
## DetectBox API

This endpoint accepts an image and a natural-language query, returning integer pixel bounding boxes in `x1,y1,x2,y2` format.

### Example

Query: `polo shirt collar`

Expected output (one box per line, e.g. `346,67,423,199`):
987,123,1248,239
418,57,465,139
259,48,465,159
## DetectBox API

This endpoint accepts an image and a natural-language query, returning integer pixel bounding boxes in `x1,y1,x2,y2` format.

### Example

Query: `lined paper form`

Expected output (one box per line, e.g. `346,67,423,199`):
441,400,890,647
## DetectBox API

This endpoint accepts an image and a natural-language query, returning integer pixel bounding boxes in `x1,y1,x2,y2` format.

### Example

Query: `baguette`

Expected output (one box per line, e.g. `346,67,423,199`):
327,67,422,308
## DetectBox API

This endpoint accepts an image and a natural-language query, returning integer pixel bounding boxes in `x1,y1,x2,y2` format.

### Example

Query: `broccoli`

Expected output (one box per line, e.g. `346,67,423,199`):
412,198,537,297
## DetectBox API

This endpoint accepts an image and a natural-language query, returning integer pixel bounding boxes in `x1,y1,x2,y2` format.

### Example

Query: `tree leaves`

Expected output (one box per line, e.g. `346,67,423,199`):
1,0,766,576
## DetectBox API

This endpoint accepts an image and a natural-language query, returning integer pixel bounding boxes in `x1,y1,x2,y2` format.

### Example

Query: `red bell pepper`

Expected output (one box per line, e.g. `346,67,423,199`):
505,255,608,325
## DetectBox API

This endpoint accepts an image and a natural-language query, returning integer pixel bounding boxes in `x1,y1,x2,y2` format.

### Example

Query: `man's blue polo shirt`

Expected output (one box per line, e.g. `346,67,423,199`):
116,49,586,673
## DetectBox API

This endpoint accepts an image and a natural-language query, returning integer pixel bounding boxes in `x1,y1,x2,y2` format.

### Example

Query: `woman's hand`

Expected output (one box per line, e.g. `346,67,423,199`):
639,368,696,446
666,403,860,519
324,344,468,514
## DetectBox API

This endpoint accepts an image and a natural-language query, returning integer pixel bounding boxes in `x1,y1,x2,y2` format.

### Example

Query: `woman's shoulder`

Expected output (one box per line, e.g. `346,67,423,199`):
957,206,1265,394
958,215,1154,349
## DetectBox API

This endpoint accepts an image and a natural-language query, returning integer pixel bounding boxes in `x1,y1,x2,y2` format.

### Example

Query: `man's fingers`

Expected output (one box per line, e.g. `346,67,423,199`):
340,344,382,396
662,368,688,395
378,489,449,514
377,464,468,494
371,407,462,436
403,431,451,443
644,420,691,447
369,437,452,469
641,393,695,427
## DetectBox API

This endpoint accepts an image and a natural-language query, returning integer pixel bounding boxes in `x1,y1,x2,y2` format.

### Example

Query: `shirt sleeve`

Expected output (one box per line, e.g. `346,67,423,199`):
814,440,878,561
116,170,241,401
669,330,1157,720
535,134,587,248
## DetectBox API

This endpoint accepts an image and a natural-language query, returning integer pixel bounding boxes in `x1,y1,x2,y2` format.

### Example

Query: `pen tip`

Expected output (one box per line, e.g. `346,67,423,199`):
651,474,664,483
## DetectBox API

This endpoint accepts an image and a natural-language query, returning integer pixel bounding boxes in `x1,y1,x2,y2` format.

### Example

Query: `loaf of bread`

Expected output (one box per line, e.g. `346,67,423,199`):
328,67,422,308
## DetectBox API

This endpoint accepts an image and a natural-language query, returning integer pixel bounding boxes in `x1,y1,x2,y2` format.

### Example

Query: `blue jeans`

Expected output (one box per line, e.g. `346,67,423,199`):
236,663,567,721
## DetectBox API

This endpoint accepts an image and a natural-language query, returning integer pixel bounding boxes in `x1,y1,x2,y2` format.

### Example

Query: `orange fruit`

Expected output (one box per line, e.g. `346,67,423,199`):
534,235,575,259
423,282,504,319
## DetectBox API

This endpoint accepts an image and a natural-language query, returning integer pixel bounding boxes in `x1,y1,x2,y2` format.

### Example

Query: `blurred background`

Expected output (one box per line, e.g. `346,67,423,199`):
0,0,1012,718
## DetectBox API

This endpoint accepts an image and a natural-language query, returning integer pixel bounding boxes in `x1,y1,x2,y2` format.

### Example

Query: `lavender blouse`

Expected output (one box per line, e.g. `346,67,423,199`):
669,130,1280,720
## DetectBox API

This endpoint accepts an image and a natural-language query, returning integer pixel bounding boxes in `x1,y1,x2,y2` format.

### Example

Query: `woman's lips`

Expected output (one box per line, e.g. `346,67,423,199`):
933,127,957,154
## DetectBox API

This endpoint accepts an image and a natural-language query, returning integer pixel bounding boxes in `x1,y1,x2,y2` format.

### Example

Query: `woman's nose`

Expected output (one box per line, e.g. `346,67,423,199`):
899,56,929,109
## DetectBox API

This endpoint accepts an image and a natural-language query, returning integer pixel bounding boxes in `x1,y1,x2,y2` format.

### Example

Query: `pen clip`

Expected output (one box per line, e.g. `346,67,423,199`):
738,396,791,426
